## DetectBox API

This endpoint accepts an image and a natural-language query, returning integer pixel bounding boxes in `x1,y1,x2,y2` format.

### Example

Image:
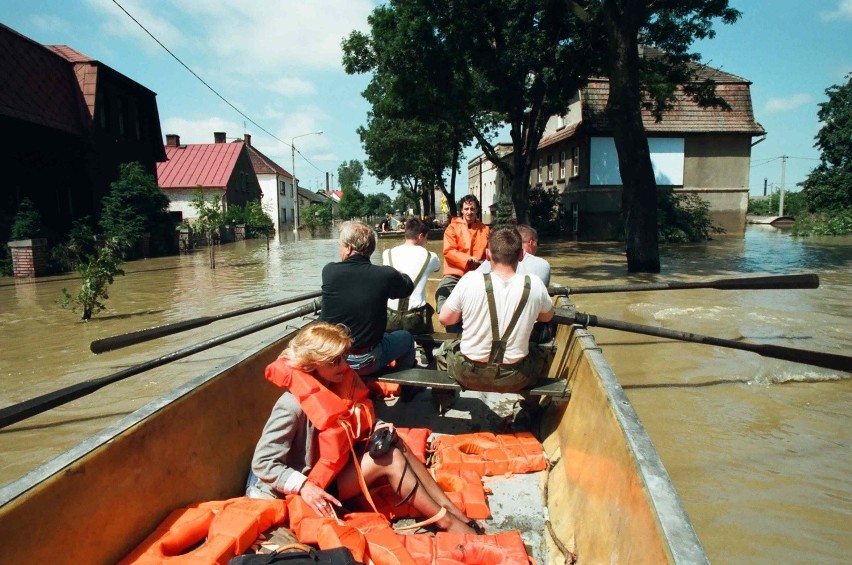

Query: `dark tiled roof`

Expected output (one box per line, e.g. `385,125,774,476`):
538,123,581,149
246,143,293,179
157,142,245,189
581,50,765,135
0,23,88,134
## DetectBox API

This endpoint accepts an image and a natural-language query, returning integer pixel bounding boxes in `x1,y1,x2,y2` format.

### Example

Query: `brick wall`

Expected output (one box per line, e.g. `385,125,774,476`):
7,239,49,278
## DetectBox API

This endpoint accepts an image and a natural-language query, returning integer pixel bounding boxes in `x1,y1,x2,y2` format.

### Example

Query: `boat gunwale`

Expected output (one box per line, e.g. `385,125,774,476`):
575,329,709,564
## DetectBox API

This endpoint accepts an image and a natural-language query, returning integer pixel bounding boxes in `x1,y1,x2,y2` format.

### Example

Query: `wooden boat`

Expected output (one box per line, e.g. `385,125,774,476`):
0,318,707,564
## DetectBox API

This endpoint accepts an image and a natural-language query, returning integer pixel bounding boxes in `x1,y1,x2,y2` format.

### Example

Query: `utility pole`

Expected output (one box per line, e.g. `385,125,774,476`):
779,155,787,216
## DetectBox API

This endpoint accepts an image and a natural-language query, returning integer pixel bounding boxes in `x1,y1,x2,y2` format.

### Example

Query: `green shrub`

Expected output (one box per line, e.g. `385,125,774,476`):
657,190,724,243
528,186,561,235
59,239,126,320
791,208,852,236
303,201,334,232
10,198,43,240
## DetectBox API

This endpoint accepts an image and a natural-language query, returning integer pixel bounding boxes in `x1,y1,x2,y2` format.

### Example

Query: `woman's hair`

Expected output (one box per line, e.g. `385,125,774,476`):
280,322,353,370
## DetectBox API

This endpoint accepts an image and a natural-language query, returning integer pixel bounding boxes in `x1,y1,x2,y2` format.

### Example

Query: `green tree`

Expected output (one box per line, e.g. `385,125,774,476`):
338,187,368,220
657,190,723,243
338,160,365,191
100,162,172,255
59,239,125,320
344,0,590,225
190,188,224,268
302,200,334,232
569,1,740,272
224,202,274,237
528,186,561,235
801,73,852,212
10,198,43,240
364,192,394,221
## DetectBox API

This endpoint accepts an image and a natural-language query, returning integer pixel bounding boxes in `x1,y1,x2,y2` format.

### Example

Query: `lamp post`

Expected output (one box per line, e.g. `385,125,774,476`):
291,130,323,233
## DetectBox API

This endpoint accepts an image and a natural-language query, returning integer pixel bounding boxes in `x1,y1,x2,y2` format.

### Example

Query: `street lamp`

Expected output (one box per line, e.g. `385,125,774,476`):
291,130,323,233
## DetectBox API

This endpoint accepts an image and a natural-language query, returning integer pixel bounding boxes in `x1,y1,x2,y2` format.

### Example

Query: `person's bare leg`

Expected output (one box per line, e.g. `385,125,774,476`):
337,447,475,533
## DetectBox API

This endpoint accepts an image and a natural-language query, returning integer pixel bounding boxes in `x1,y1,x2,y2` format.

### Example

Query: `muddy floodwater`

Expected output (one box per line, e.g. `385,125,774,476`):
1,226,850,564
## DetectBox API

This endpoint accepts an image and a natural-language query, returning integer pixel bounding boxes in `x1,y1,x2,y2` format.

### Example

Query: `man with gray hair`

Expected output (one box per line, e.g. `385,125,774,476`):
319,221,416,376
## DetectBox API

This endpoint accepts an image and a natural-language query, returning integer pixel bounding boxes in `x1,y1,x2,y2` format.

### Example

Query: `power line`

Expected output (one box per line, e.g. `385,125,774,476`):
110,0,327,175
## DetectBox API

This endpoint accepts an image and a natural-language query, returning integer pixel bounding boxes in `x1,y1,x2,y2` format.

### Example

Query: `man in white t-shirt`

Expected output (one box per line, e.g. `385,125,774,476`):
383,217,441,334
437,227,554,394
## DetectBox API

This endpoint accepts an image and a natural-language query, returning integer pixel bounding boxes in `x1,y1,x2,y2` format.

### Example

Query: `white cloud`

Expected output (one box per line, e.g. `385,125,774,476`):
266,77,317,97
763,94,813,114
820,0,852,21
85,0,187,54
29,14,72,34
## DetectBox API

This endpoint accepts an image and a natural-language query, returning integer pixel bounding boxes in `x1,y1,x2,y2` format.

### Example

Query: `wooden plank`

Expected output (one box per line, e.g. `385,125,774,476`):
374,368,571,401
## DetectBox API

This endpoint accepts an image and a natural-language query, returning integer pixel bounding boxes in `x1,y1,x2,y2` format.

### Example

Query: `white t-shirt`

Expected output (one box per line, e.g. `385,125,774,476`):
383,244,441,310
444,271,553,363
476,253,551,287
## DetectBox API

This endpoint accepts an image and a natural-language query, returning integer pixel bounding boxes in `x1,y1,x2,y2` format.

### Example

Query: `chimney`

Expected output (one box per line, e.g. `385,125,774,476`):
244,133,251,146
214,132,226,143
166,134,180,147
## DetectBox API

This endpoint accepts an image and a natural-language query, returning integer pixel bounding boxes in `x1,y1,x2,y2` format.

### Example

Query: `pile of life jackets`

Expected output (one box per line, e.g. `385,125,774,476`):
120,430,548,565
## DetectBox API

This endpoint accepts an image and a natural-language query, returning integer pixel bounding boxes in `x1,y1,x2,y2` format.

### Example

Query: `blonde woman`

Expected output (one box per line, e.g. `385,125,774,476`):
246,322,478,534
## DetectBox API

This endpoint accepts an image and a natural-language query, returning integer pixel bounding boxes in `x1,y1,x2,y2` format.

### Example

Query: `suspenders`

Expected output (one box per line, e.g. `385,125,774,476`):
483,273,530,364
387,248,431,312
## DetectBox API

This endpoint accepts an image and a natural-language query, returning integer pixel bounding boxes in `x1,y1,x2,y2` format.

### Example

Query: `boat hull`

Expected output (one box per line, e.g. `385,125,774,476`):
0,323,706,564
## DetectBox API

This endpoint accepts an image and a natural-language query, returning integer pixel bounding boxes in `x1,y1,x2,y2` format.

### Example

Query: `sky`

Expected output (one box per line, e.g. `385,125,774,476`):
1,0,850,197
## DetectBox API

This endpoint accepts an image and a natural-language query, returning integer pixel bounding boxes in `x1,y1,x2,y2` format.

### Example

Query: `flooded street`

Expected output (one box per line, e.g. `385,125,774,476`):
1,226,850,564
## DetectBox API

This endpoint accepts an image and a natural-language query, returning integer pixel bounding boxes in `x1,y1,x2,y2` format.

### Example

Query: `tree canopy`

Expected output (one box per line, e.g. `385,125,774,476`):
337,160,365,191
801,73,852,212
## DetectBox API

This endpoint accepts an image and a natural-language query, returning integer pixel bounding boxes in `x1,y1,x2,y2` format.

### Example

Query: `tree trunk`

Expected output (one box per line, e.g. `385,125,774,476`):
603,6,660,273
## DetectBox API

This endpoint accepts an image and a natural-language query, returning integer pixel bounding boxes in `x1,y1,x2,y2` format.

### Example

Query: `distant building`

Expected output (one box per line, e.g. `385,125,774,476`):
468,47,766,236
157,132,261,223
244,134,295,234
0,23,166,237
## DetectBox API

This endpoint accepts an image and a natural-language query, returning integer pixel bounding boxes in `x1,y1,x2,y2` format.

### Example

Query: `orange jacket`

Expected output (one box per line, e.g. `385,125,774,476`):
442,216,491,278
265,358,375,489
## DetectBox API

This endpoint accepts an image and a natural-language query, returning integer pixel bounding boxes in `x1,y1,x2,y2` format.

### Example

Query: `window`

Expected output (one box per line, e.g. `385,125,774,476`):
572,146,580,178
280,181,286,195
559,150,567,180
547,155,553,182
537,159,543,183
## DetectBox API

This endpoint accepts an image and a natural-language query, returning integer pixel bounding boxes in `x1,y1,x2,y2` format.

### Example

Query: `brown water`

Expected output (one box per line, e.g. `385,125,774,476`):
1,226,850,564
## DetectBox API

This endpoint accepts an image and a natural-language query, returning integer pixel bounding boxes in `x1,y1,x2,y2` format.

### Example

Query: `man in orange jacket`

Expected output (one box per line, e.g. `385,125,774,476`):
435,194,491,333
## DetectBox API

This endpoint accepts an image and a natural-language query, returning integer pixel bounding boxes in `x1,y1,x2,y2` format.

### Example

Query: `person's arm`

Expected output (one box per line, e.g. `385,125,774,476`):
443,225,474,271
251,395,311,496
535,279,555,322
438,277,465,326
387,271,414,299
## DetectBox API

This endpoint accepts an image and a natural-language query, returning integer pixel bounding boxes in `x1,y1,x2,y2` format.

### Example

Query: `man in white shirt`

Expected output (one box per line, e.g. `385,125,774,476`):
437,227,554,394
476,224,550,286
383,217,441,334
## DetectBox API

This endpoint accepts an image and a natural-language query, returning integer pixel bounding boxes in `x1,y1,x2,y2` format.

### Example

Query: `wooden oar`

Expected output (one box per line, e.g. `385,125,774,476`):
549,273,819,296
553,309,851,373
90,289,322,354
0,300,321,430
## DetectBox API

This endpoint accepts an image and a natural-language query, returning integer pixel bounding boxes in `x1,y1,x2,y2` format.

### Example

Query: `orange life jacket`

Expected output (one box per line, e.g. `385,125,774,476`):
430,431,548,476
119,497,287,565
265,358,375,488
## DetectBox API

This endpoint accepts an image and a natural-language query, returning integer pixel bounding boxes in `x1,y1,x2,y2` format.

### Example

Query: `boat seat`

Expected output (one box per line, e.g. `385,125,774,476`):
374,367,571,401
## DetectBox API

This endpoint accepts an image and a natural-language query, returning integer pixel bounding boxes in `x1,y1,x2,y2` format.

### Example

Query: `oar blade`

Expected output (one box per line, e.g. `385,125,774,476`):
708,274,819,290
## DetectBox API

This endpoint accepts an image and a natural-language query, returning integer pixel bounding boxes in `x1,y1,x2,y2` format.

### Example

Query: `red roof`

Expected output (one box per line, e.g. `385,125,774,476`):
157,141,245,189
246,143,293,179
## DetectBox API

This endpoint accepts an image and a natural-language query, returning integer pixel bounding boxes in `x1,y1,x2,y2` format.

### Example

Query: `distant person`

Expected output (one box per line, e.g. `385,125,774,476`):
379,213,392,232
476,225,553,342
383,218,441,335
437,227,554,418
246,322,478,534
435,194,491,333
319,221,415,376
476,224,550,286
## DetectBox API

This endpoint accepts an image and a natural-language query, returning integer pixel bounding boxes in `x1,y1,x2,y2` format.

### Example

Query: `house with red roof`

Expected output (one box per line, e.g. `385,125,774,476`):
468,47,766,236
157,132,261,223
243,134,295,234
0,23,166,238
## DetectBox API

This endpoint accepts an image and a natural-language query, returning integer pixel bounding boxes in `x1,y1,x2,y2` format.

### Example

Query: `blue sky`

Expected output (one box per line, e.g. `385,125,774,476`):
2,0,850,196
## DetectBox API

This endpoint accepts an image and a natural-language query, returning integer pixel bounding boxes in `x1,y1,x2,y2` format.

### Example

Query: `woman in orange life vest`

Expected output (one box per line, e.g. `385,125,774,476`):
246,322,478,534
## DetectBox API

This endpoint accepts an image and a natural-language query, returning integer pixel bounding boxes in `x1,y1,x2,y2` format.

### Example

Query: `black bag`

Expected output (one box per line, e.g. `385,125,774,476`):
229,545,361,565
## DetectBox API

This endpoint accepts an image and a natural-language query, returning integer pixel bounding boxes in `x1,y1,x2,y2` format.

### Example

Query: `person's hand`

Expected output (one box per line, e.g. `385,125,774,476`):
299,479,341,517
467,257,481,267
